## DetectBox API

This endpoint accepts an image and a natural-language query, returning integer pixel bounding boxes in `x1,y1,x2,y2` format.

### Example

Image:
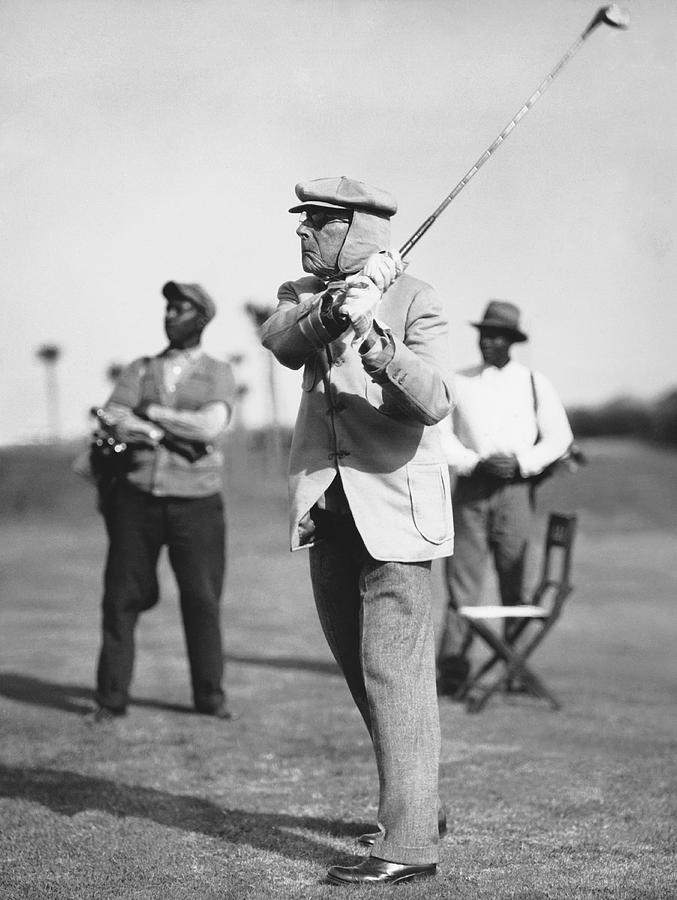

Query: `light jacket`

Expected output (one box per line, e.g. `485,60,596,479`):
261,272,455,562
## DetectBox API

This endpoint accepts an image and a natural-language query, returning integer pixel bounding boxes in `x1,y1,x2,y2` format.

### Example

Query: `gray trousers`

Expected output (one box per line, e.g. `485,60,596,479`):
309,511,440,866
438,476,532,660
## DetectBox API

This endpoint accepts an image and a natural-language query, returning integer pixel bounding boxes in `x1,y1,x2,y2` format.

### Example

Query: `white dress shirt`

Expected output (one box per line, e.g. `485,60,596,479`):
439,359,573,478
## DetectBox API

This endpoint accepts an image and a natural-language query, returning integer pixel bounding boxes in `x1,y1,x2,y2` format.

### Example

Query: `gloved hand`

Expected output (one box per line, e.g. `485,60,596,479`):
360,249,404,293
338,274,383,343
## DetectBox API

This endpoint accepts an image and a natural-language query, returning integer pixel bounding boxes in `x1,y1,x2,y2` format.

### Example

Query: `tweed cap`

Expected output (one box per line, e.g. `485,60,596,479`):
162,281,216,322
471,299,527,342
289,176,398,218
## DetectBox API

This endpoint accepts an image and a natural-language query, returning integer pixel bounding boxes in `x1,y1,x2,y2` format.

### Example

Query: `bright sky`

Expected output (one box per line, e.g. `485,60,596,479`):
2,0,675,443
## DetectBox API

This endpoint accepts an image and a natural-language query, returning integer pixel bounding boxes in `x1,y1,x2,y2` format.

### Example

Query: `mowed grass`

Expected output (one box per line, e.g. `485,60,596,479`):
0,437,675,899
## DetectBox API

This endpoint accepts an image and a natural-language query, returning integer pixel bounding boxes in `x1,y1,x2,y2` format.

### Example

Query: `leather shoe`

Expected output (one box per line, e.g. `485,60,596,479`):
327,857,436,885
197,702,232,719
85,705,126,724
358,808,447,847
437,655,470,697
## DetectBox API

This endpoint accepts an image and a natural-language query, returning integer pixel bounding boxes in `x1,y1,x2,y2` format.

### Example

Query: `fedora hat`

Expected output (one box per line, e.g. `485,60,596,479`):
471,299,527,343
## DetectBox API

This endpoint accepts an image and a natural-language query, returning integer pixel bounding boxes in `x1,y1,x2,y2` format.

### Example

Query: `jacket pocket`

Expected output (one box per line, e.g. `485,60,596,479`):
406,462,451,544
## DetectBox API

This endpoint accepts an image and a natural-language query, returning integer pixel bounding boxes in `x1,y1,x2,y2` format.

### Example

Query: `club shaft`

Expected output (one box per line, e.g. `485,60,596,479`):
399,27,597,258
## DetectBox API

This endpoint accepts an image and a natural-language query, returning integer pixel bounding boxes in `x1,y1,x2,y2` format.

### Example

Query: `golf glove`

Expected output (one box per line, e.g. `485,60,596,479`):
339,274,383,343
361,249,404,292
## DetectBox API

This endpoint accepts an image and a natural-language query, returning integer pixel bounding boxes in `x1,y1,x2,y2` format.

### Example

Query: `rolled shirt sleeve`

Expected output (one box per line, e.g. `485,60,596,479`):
104,356,235,445
144,401,229,443
103,402,163,444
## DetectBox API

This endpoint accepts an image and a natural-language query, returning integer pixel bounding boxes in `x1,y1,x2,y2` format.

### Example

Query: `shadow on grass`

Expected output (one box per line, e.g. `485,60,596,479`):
0,672,198,716
0,666,342,717
225,653,340,676
0,764,363,865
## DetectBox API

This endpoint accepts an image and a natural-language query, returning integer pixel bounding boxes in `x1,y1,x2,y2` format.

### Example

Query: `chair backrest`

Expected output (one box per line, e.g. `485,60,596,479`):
532,512,577,609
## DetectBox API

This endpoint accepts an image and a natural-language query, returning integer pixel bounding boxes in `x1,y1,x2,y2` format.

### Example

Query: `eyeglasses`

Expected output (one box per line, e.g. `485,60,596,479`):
298,209,352,230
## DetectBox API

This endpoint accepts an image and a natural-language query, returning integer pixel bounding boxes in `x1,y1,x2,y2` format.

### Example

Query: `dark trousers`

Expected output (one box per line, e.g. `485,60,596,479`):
438,475,532,663
95,482,226,712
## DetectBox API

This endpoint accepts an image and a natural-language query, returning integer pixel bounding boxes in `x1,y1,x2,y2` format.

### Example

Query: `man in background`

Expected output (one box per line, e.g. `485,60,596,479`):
261,176,453,886
437,299,573,696
90,281,235,722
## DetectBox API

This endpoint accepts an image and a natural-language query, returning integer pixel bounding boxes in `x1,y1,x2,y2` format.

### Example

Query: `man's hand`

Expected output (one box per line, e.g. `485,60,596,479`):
360,249,404,293
338,275,382,342
116,422,163,447
133,402,153,421
477,454,519,479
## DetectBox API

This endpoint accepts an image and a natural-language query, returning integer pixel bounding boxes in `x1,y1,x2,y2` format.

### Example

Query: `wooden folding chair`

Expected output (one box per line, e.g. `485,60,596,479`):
455,512,577,713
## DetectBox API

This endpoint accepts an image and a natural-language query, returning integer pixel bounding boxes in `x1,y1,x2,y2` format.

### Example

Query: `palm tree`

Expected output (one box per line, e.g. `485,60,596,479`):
35,343,63,440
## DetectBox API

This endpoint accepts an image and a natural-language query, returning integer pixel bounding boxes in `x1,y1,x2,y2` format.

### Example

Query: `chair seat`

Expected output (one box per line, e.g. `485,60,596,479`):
452,512,577,713
459,605,548,620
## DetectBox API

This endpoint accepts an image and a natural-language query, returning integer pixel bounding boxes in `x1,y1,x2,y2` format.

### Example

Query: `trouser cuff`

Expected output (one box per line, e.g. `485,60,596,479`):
370,839,439,866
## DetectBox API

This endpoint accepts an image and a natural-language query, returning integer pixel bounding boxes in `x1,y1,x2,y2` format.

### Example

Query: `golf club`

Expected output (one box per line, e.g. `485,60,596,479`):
398,4,630,259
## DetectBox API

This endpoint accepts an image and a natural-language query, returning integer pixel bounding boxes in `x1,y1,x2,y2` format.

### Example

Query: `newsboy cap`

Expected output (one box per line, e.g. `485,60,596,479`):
289,176,398,218
161,281,216,322
471,299,528,342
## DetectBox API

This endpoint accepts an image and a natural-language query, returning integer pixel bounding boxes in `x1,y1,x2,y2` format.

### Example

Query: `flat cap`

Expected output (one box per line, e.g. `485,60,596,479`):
289,176,397,218
162,281,216,322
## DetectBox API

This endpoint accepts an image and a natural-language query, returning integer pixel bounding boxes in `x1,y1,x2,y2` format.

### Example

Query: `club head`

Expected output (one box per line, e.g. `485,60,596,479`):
601,4,631,28
585,4,631,34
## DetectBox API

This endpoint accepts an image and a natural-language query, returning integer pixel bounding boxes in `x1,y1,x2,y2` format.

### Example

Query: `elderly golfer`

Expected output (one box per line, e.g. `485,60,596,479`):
260,176,453,886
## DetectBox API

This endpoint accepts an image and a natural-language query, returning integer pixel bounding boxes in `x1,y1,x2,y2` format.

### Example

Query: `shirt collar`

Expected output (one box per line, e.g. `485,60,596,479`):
480,358,515,375
161,345,203,363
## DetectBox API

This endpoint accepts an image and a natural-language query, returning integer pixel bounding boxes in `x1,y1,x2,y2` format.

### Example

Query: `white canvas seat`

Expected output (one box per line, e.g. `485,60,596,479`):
459,605,547,619
455,512,577,713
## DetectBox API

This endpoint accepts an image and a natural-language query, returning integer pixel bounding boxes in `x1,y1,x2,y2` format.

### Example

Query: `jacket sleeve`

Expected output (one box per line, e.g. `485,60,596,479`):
260,279,343,370
361,282,454,426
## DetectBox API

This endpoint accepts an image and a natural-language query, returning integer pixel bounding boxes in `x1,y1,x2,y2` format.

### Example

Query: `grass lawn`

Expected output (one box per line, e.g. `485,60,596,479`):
0,437,675,899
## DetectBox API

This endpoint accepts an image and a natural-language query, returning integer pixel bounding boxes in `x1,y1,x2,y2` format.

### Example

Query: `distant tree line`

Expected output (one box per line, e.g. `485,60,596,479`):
568,388,677,447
